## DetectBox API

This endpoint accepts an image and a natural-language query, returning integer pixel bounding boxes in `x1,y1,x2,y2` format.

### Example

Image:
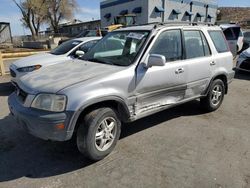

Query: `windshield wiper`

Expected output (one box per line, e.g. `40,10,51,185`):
86,58,113,65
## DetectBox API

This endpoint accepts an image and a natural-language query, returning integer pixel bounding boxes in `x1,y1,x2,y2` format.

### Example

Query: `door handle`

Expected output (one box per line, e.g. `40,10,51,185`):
210,61,216,66
175,68,184,74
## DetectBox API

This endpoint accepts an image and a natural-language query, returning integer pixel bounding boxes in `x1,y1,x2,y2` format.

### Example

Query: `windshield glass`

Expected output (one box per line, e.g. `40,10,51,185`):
82,31,149,66
51,40,81,55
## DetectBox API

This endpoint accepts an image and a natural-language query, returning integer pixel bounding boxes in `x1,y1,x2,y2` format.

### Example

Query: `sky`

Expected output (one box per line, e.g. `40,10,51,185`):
0,0,250,36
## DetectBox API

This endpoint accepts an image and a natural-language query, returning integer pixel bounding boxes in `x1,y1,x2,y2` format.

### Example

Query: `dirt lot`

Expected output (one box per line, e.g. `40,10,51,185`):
0,71,250,188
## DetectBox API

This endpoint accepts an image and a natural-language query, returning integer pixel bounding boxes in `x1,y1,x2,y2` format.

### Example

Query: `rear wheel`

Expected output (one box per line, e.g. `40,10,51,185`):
77,107,121,161
200,79,225,112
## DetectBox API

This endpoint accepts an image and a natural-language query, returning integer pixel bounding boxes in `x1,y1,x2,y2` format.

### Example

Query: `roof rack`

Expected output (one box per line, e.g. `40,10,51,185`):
156,21,214,26
120,21,215,29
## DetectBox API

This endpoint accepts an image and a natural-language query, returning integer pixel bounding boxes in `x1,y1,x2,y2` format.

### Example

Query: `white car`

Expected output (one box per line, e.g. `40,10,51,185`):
236,47,250,72
10,37,101,82
237,29,244,52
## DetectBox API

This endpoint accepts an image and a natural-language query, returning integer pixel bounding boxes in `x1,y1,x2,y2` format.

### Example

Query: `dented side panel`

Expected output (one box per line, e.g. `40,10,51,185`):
134,61,188,115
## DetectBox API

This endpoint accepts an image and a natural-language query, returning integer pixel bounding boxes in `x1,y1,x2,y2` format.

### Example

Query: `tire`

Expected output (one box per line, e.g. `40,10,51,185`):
200,79,225,112
77,107,121,161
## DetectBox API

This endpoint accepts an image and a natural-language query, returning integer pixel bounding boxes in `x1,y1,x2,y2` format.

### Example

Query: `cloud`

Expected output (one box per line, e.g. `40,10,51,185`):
75,7,100,22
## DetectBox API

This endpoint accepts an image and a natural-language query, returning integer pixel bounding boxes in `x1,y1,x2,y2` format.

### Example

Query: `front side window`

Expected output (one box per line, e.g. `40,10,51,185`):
150,30,182,62
50,40,82,55
184,30,211,59
209,31,229,53
83,31,149,66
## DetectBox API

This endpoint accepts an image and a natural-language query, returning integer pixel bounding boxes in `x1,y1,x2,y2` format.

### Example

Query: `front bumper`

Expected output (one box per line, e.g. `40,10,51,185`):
236,58,250,72
8,93,74,141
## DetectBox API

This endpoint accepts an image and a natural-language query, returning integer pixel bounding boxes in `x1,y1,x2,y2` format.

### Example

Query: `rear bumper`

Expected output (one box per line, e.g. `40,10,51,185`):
8,93,74,141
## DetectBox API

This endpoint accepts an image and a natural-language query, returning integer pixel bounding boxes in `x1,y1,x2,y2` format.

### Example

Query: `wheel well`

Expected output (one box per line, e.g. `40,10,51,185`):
213,74,228,94
74,100,130,132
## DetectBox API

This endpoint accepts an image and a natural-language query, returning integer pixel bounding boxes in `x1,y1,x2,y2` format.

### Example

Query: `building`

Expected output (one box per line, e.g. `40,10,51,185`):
217,7,250,29
100,0,218,27
45,19,101,36
0,22,12,44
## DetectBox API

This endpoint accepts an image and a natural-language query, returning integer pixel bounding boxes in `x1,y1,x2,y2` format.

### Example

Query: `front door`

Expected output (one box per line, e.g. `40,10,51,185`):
135,29,188,115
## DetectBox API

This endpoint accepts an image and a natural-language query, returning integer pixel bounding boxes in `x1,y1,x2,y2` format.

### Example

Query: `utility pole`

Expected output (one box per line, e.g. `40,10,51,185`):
162,0,165,22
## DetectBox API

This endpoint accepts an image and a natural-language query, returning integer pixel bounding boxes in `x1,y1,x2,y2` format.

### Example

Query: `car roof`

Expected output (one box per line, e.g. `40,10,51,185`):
116,23,221,32
220,24,241,29
71,37,102,42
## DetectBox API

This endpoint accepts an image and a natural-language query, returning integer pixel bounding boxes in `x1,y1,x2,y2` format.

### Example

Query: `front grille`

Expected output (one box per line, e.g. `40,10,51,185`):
240,59,250,70
10,69,16,77
14,84,28,103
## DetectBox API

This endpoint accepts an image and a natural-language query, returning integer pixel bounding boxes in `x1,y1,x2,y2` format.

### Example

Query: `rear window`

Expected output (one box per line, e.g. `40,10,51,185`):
50,40,81,55
209,31,229,53
223,27,241,40
223,28,236,40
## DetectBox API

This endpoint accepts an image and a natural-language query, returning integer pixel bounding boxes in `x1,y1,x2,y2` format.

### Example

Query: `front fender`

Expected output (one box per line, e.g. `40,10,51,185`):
66,95,130,136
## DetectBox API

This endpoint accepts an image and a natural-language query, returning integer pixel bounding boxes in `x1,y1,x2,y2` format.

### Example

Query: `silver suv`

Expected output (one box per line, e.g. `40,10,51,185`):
8,24,235,161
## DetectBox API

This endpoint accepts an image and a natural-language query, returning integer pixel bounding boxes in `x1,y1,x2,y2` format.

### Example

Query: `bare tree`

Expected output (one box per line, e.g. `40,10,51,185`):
13,0,47,38
45,0,77,33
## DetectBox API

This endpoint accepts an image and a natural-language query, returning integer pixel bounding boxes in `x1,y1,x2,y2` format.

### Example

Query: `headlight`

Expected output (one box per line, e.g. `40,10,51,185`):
31,94,67,112
17,65,42,72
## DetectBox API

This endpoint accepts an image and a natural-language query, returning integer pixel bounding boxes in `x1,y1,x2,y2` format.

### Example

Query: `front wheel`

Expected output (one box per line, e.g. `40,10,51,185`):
200,79,225,112
77,107,121,161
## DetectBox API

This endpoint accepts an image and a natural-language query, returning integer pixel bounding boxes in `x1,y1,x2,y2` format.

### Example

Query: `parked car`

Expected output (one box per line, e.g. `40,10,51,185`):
242,30,250,51
8,24,234,161
10,37,101,83
58,29,108,45
236,47,250,72
237,29,244,52
220,24,241,57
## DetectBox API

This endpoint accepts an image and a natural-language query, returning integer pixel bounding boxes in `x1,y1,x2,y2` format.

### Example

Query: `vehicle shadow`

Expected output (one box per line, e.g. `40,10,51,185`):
121,100,206,138
0,100,207,182
234,70,250,81
0,114,93,182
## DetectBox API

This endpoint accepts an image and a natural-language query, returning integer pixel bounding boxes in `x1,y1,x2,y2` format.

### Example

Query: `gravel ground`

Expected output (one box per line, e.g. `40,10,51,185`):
0,71,250,188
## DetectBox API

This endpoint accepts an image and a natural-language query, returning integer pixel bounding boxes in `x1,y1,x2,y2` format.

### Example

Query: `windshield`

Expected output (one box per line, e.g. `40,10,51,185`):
82,31,149,66
51,40,81,55
116,16,135,26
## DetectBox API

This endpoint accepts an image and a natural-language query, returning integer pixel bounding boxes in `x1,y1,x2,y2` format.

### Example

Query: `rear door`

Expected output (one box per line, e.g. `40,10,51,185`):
182,29,214,99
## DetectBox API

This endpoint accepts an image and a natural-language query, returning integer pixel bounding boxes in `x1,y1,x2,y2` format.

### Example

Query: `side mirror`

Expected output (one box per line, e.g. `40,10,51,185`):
75,50,85,57
144,54,166,68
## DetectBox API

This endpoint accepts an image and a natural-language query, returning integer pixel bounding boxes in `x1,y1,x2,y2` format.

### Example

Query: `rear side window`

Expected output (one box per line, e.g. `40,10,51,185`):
183,30,211,59
150,30,182,62
209,31,229,53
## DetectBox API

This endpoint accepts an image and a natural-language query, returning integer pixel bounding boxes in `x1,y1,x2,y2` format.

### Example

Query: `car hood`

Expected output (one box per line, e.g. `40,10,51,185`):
242,48,250,57
19,59,125,94
12,53,66,68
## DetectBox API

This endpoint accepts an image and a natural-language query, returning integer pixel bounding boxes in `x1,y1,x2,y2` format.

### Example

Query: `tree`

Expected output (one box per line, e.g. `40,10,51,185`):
13,0,47,37
45,0,77,33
